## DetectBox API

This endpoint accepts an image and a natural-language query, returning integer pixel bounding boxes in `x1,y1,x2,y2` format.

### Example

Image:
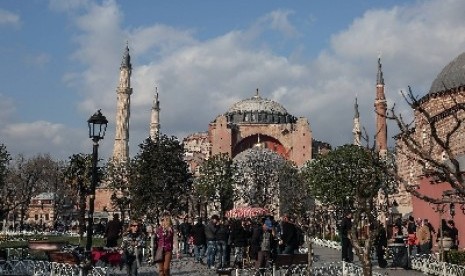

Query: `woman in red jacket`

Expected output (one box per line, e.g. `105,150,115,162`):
156,214,175,276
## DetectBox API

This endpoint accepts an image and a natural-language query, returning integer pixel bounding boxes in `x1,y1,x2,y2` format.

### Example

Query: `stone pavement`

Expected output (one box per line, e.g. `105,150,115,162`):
312,244,425,276
108,245,426,275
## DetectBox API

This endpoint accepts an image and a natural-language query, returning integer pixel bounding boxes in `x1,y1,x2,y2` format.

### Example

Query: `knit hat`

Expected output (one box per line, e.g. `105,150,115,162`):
264,219,273,230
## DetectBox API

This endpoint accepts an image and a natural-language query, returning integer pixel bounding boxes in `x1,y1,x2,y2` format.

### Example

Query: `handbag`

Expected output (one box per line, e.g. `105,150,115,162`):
154,246,164,263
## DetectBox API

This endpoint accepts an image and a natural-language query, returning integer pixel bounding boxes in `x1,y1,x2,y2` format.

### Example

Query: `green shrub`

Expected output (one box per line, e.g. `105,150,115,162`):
447,250,465,265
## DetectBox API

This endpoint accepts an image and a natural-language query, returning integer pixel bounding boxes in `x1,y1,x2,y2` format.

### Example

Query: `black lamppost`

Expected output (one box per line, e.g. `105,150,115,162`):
85,110,108,256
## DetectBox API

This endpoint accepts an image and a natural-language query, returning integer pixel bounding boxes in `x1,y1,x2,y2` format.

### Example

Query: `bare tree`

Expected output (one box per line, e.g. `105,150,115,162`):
388,87,465,204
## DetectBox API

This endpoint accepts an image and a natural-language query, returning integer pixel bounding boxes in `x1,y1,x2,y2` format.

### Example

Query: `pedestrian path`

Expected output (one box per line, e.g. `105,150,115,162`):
108,245,426,275
312,244,425,276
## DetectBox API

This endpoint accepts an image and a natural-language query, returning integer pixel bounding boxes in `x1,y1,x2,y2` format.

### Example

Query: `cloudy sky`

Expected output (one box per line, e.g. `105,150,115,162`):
2,0,465,161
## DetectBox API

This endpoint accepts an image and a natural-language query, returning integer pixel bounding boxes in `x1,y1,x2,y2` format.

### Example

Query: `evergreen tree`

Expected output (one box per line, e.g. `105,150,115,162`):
302,144,395,276
0,144,11,221
130,135,192,221
195,153,235,218
63,153,93,239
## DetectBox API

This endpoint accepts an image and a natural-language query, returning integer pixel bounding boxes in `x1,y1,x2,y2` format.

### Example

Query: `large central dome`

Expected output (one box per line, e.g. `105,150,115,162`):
429,52,465,94
224,90,296,124
227,94,288,114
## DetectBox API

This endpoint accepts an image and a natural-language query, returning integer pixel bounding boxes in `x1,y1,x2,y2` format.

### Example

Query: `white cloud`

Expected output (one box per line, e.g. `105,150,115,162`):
0,9,20,27
0,121,86,160
56,0,465,159
1,0,462,160
265,10,298,37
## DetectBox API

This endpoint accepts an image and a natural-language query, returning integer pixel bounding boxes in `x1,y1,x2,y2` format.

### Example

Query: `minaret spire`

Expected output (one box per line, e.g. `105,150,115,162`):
353,97,361,146
112,44,133,161
377,57,384,85
150,87,160,141
375,57,387,157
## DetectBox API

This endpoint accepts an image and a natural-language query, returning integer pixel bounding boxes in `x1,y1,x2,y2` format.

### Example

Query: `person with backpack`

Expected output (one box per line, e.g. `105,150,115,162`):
255,218,275,269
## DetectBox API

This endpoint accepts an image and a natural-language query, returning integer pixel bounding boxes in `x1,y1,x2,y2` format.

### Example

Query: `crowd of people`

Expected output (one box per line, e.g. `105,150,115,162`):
103,212,305,276
179,213,304,270
339,212,460,269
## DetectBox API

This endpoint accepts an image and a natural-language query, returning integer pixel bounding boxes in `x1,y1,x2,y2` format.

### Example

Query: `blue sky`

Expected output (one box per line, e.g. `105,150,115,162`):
2,0,465,161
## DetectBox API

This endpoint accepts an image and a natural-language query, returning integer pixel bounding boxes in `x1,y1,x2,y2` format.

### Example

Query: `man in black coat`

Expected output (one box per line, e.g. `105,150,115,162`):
191,217,206,263
340,211,353,262
280,214,298,254
179,217,192,255
375,222,388,268
105,213,123,247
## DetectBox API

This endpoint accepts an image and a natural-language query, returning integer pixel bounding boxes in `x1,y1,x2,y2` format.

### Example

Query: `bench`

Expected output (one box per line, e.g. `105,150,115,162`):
48,252,80,265
28,241,80,264
273,253,309,269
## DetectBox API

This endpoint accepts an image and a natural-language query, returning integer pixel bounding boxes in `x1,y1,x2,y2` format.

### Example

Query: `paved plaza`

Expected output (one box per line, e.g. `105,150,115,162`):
107,245,425,275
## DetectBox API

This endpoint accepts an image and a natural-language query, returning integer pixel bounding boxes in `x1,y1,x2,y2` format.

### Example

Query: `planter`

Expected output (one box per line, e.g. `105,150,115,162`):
48,252,80,265
438,238,453,250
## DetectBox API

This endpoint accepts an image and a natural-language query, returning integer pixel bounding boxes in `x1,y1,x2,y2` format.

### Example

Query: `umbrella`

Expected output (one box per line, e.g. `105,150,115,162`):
225,207,271,218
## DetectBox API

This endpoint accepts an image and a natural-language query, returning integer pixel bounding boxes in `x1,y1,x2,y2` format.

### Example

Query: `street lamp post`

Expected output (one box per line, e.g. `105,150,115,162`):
85,110,108,258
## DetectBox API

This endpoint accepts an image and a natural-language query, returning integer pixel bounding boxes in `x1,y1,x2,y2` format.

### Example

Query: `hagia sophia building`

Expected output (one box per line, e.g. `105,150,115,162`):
93,45,390,220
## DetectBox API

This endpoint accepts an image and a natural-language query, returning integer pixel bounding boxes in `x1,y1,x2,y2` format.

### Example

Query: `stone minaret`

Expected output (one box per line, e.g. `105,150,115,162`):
150,87,160,141
374,57,387,157
353,98,361,146
112,45,132,161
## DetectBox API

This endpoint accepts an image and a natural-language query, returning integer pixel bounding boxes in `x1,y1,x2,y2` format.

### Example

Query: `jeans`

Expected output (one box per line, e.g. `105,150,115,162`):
194,244,205,262
234,246,245,266
341,237,353,262
206,240,217,267
182,236,190,254
216,240,228,268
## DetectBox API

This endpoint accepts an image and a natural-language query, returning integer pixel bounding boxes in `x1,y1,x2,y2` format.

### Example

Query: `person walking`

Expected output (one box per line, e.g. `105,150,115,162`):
406,216,417,255
416,218,431,255
280,214,298,255
448,220,459,250
155,214,175,276
374,222,388,268
121,220,146,276
216,218,230,269
105,213,123,247
191,217,206,264
204,214,219,269
178,217,192,255
230,219,249,268
340,211,353,262
255,218,274,270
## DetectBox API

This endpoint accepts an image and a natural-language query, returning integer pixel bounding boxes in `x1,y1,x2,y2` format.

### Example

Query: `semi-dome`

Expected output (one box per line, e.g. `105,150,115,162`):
429,52,465,94
224,91,296,124
233,146,285,164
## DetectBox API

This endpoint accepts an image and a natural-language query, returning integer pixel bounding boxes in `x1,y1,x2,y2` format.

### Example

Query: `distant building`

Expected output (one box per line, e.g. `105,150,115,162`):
396,51,465,248
207,89,313,166
27,192,56,228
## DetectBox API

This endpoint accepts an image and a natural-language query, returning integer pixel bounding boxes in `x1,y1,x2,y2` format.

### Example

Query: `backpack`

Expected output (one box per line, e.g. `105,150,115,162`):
261,231,272,251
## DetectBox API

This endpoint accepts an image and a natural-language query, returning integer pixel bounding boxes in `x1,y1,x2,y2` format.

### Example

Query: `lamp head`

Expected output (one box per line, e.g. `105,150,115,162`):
87,110,108,140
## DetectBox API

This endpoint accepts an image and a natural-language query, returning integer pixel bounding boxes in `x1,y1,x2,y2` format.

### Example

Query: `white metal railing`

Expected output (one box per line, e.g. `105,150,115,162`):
411,254,465,276
0,260,109,276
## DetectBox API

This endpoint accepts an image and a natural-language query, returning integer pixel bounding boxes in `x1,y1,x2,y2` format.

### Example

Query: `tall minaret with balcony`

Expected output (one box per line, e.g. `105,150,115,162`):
150,87,160,141
353,98,361,146
112,45,132,161
374,57,387,158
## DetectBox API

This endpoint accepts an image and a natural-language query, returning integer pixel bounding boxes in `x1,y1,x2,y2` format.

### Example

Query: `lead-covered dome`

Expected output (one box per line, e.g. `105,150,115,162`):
429,52,465,94
228,94,288,114
224,92,296,124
